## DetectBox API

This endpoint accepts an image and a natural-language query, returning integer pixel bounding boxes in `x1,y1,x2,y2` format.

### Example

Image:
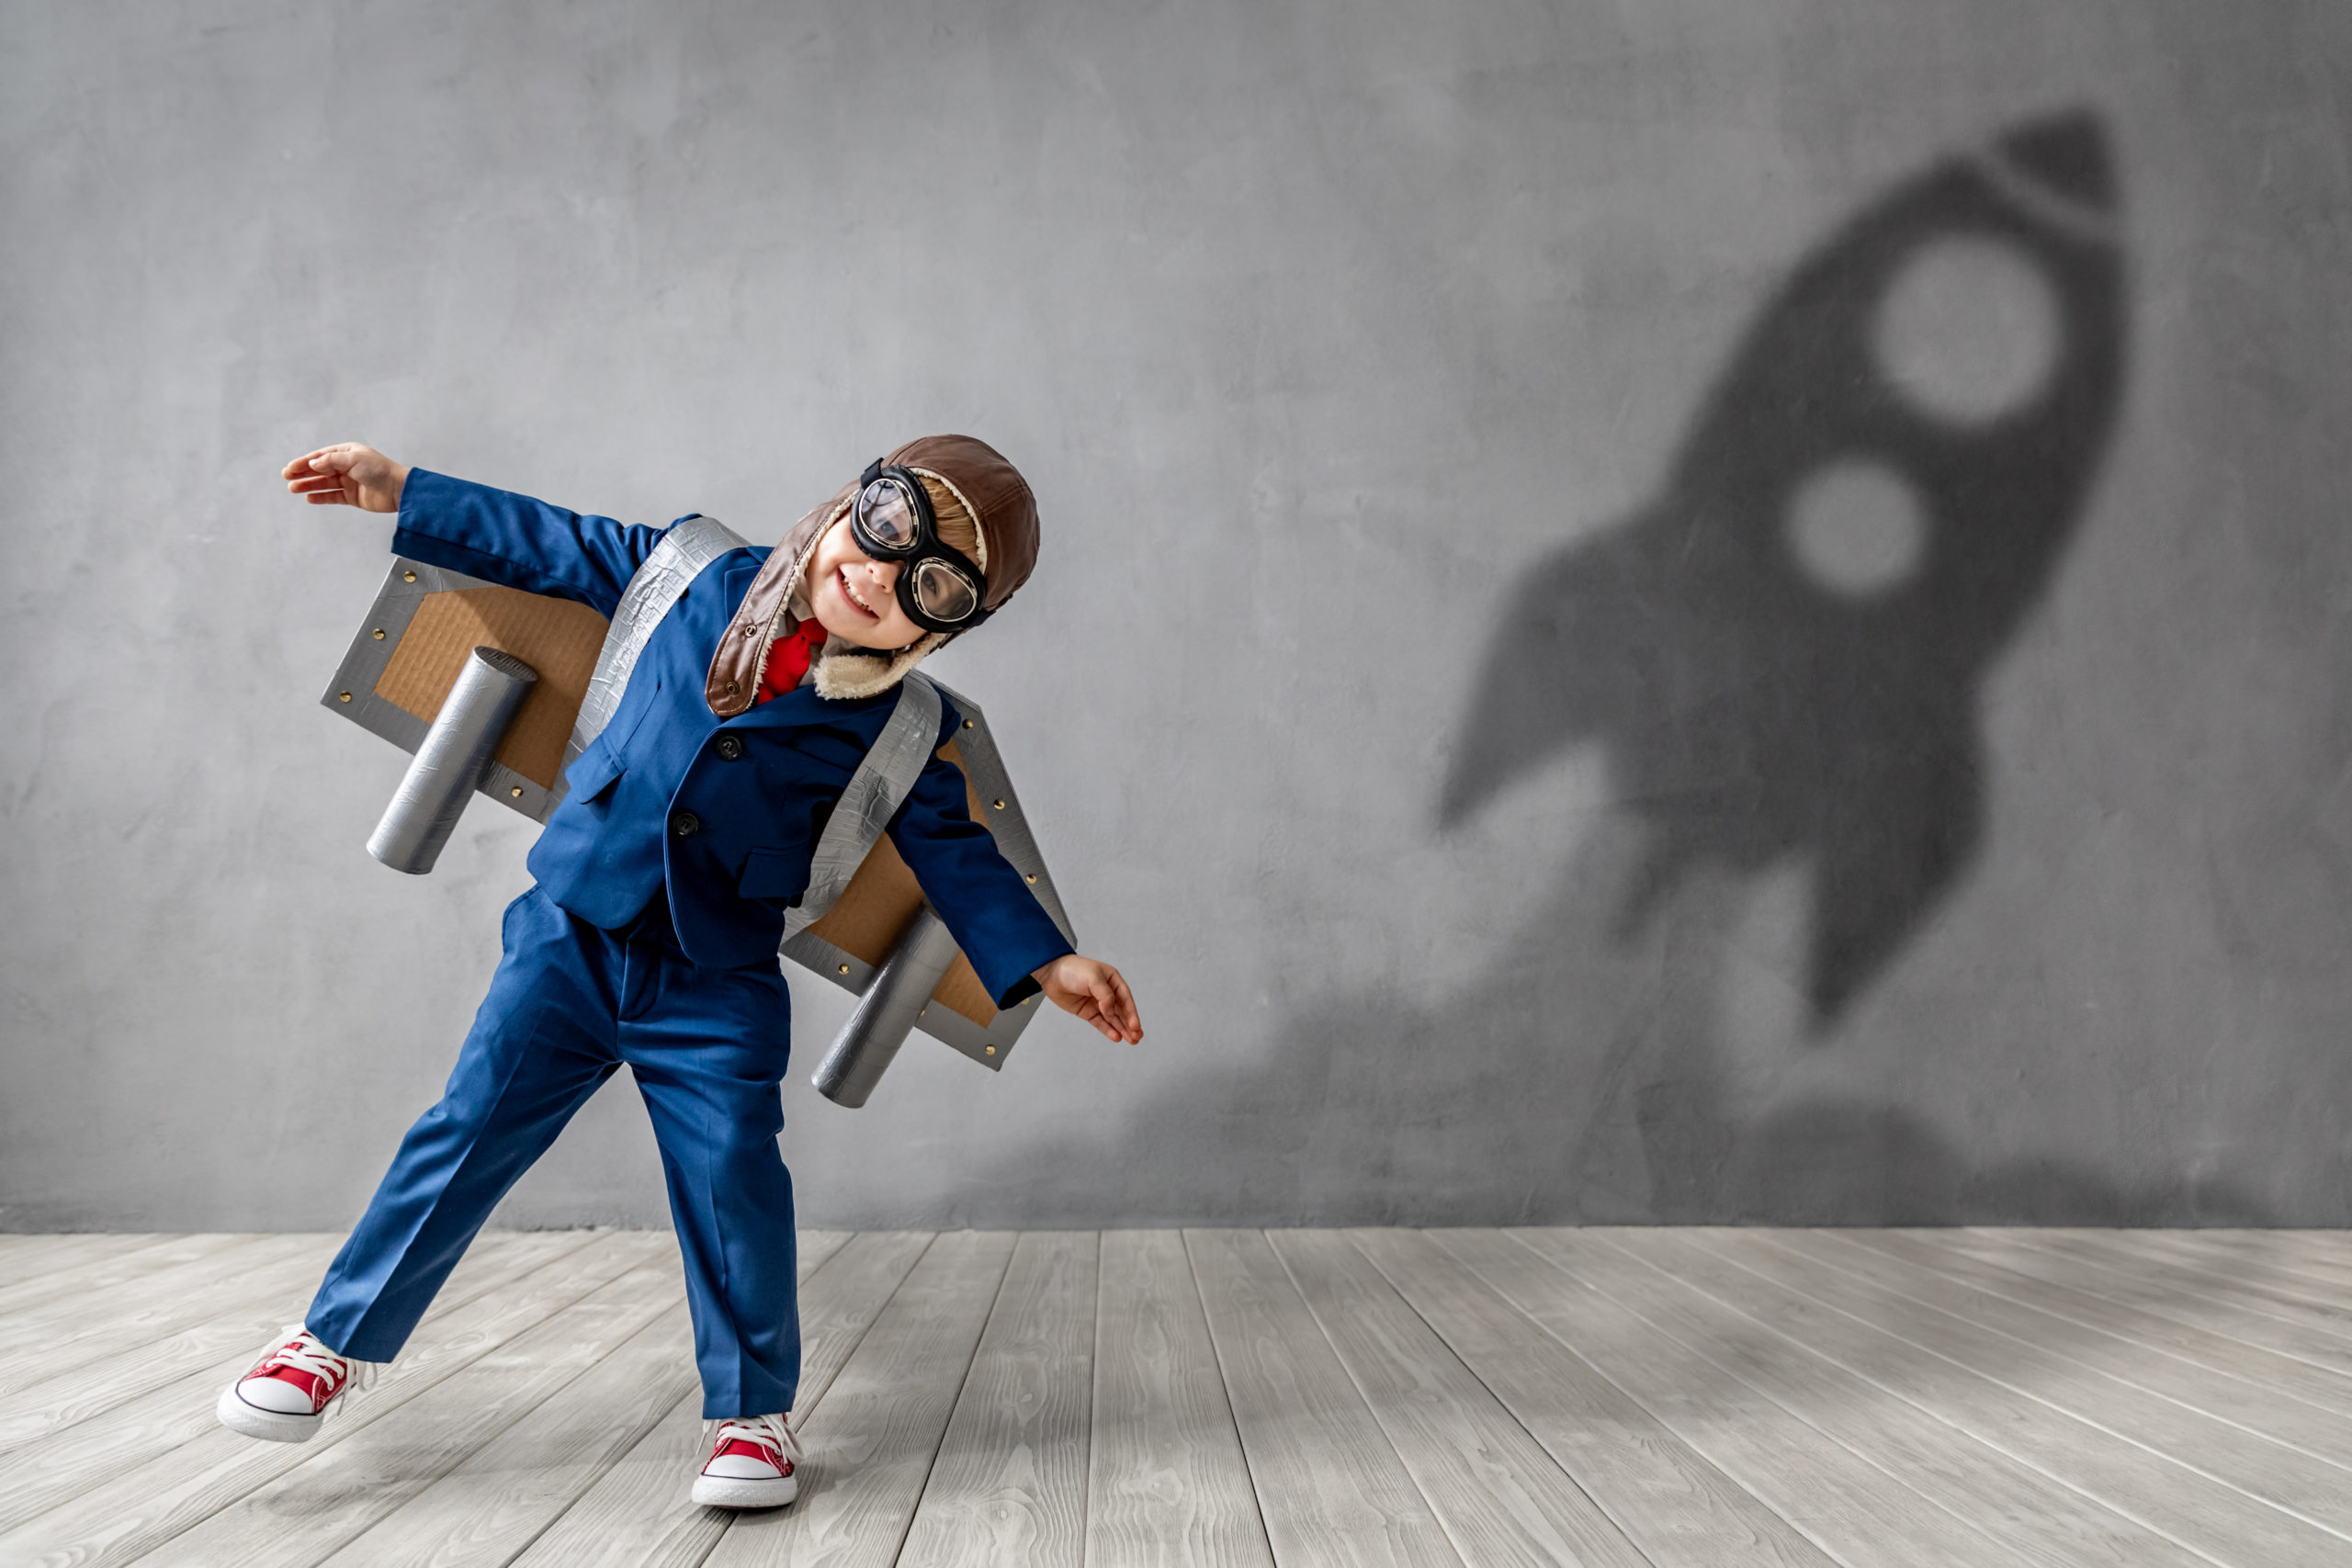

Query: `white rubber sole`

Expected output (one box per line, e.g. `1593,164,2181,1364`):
215,1382,324,1443
692,1471,799,1509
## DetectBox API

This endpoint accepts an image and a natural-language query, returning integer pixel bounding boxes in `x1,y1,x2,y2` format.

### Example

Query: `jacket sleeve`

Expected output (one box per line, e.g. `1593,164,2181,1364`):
886,704,1075,1010
390,468,673,618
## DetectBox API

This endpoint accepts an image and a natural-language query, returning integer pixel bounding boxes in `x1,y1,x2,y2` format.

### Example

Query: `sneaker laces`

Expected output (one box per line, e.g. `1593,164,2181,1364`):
702,1413,801,1471
251,1325,374,1404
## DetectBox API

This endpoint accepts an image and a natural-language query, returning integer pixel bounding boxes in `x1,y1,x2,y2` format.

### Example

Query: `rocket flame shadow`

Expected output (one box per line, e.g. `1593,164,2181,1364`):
1442,110,2126,1026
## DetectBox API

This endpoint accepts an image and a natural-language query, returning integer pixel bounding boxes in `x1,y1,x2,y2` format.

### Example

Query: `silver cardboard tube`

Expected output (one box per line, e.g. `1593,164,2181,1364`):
368,646,538,874
812,906,962,1107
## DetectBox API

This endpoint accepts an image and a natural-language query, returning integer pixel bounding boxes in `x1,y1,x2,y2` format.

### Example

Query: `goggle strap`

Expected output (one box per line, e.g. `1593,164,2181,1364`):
903,465,989,575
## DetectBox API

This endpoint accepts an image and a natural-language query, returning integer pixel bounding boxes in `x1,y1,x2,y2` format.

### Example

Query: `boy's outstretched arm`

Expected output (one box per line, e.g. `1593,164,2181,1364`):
1032,954,1144,1043
283,442,668,616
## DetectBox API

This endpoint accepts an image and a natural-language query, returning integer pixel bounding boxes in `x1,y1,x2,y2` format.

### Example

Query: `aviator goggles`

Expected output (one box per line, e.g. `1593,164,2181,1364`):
848,459,993,634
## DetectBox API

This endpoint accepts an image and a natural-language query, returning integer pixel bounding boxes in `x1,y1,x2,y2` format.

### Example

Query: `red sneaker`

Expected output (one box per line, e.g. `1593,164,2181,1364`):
215,1325,364,1443
693,1413,802,1508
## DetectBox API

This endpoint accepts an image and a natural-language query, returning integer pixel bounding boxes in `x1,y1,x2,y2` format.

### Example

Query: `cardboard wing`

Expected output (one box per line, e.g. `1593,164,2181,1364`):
322,557,1072,1080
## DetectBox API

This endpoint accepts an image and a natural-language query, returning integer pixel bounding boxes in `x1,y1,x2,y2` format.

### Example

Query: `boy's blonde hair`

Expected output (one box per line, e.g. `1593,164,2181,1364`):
916,474,982,567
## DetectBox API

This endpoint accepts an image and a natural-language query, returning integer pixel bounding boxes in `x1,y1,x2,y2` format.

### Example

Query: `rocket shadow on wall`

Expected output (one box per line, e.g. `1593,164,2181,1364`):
1444,109,2125,1028
970,110,2259,1226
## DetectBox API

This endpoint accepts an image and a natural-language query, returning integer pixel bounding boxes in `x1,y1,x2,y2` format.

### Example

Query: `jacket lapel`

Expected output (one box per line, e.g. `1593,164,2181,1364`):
694,551,899,734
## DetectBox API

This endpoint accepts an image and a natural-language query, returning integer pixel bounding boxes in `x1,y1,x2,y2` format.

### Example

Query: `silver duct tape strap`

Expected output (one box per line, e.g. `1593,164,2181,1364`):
923,678,1077,948
781,672,943,938
565,514,748,771
810,907,962,1107
368,647,538,874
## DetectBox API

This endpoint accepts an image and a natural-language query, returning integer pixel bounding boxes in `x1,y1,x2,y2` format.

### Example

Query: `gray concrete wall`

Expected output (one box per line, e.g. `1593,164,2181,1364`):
6,0,2349,1232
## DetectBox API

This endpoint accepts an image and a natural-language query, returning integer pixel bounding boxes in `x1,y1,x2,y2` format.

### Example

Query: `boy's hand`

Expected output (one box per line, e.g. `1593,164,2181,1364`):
283,443,410,513
1032,954,1143,1044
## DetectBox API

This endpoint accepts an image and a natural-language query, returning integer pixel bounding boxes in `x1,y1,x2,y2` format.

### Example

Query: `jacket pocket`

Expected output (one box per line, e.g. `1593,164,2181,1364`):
563,734,626,805
738,845,812,908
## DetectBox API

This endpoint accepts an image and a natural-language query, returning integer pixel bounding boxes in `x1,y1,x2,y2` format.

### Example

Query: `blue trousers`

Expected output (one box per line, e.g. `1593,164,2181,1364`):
305,886,800,1418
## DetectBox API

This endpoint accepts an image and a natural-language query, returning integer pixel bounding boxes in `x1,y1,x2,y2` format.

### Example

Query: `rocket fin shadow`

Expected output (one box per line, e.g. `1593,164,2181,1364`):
1443,108,2127,1028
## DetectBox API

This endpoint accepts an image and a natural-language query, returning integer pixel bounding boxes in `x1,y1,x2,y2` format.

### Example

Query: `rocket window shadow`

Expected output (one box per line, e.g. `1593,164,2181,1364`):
1443,110,2126,1026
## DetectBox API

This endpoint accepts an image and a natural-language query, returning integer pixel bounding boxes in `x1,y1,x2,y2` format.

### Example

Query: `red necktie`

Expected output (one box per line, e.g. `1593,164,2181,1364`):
754,621,827,704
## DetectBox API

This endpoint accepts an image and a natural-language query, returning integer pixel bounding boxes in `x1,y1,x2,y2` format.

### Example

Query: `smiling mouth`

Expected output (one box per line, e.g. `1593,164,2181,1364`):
836,566,881,619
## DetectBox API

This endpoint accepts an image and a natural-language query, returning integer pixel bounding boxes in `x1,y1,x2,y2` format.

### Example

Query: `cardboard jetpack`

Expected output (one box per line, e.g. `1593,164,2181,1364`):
319,547,1075,1107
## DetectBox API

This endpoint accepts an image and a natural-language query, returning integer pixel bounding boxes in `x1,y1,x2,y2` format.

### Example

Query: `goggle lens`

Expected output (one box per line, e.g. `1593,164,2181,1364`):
910,558,982,624
856,478,923,552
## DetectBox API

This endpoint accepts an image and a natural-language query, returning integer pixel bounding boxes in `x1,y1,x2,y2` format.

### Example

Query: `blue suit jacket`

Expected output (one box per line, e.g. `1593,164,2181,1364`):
391,469,1073,1007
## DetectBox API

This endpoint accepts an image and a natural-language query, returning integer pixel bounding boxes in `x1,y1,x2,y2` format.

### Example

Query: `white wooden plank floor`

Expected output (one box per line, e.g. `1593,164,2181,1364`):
2,1229,2349,1568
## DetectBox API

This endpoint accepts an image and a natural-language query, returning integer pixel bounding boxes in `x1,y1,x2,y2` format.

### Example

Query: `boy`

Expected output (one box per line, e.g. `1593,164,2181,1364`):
217,438,1142,1508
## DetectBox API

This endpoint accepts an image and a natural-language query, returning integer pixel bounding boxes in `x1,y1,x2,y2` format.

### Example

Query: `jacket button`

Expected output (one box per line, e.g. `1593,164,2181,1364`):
671,810,702,838
715,734,745,761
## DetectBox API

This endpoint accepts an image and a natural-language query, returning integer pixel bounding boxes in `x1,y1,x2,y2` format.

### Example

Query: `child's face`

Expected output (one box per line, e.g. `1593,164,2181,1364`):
807,516,927,649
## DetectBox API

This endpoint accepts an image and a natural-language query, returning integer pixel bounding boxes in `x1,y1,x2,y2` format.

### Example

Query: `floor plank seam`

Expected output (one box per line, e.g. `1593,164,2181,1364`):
1757,1232,2352,1485
878,1231,1021,1568
1839,1229,2352,1434
1994,1229,2352,1351
1295,1229,1657,1568
1589,1231,2248,1568
1176,1231,1286,1568
1708,1233,2352,1551
1939,1232,2352,1383
1078,1228,1102,1568
1264,1230,1475,1568
1352,1230,1809,1568
1465,1231,1879,1568
1495,1230,2023,1567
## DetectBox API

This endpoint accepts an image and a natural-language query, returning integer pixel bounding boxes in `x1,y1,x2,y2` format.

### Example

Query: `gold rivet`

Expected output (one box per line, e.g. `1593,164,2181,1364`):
991,798,1005,810
403,570,417,582
510,786,524,798
725,680,740,694
837,964,849,975
1025,874,1036,884
371,627,385,640
985,1045,997,1055
337,690,353,703
962,719,973,729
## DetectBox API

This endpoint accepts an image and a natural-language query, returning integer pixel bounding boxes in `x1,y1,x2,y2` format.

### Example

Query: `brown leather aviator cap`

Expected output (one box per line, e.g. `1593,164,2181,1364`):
705,434,1040,716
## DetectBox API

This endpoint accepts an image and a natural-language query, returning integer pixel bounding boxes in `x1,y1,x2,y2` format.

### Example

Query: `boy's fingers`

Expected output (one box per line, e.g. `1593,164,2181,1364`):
1106,970,1140,1040
1091,975,1139,1043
